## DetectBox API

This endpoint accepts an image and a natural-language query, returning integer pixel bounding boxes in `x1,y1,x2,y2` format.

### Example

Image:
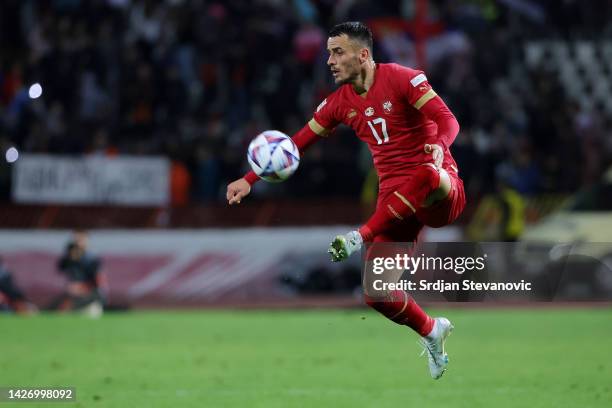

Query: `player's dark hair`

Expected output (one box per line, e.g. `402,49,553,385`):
329,21,373,51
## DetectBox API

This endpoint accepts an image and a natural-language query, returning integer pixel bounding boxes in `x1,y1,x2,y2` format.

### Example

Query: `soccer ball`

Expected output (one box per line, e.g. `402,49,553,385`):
247,130,300,182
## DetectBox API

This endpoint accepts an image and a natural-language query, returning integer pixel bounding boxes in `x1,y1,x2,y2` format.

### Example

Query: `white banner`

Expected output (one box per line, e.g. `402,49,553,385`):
12,154,170,205
0,228,357,305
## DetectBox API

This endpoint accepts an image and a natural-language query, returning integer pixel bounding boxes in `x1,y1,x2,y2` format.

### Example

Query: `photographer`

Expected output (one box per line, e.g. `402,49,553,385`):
0,257,38,314
55,238,107,317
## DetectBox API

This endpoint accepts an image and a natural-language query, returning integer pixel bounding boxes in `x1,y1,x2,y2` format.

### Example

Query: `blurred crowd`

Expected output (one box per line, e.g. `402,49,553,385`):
1,0,611,205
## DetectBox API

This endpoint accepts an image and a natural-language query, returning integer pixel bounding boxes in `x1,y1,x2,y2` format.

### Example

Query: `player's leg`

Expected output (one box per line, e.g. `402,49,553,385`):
415,169,466,228
361,227,454,379
410,170,464,378
361,224,434,336
333,180,459,379
328,165,451,261
359,164,451,242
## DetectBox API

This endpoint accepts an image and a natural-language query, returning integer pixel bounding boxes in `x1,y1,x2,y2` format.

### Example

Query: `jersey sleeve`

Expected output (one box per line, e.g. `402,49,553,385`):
310,90,343,135
393,64,459,148
393,65,438,110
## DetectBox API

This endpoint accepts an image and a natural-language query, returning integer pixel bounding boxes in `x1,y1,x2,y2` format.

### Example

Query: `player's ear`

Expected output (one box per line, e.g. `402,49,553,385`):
359,47,370,63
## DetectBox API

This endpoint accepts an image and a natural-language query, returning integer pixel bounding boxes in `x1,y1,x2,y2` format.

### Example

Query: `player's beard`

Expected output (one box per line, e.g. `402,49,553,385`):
334,67,359,86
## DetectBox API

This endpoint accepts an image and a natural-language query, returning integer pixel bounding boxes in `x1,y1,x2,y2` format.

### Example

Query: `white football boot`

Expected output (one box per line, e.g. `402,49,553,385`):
419,317,454,379
328,230,363,262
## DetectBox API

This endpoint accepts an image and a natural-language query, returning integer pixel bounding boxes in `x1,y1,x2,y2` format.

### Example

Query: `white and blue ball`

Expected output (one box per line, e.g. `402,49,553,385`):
247,130,300,182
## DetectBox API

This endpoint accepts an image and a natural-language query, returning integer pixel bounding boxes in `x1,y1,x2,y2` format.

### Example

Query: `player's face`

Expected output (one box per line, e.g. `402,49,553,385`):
74,232,88,250
327,35,364,85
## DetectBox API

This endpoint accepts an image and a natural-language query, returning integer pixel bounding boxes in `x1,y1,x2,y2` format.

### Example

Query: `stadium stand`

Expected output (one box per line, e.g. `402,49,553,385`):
0,0,610,219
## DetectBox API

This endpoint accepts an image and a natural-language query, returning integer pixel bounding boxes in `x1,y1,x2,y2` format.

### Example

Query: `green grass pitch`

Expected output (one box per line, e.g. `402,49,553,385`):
1,308,611,407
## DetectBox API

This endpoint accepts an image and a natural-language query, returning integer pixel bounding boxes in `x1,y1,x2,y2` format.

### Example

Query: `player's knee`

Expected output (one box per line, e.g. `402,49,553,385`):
432,168,452,199
438,168,451,196
422,167,451,208
415,163,440,186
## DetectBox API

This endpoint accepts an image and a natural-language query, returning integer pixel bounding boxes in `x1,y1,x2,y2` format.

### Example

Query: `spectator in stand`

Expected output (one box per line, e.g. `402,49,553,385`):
0,0,610,205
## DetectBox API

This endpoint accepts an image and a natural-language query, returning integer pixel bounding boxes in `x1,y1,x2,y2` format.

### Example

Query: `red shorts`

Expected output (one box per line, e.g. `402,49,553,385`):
372,166,466,243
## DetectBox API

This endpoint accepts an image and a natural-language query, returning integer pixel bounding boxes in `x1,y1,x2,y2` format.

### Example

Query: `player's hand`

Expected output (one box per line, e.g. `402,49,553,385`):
424,144,444,169
226,178,251,205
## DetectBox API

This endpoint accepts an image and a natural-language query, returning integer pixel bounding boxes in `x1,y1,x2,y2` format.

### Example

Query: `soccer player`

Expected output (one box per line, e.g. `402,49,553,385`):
226,22,465,379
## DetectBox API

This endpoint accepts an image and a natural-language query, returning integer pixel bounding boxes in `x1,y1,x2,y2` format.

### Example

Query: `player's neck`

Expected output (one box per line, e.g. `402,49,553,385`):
352,60,376,97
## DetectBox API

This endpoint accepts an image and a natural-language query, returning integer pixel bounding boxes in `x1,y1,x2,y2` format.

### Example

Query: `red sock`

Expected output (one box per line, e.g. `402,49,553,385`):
359,165,440,242
365,290,434,336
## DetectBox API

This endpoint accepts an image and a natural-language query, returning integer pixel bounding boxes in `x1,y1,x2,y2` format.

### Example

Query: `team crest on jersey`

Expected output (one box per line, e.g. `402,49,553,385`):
365,107,375,117
382,100,393,113
316,98,327,112
419,84,430,92
347,109,357,119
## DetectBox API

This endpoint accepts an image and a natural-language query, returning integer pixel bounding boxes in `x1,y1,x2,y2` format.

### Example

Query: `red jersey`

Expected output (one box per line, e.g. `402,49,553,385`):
312,63,459,189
